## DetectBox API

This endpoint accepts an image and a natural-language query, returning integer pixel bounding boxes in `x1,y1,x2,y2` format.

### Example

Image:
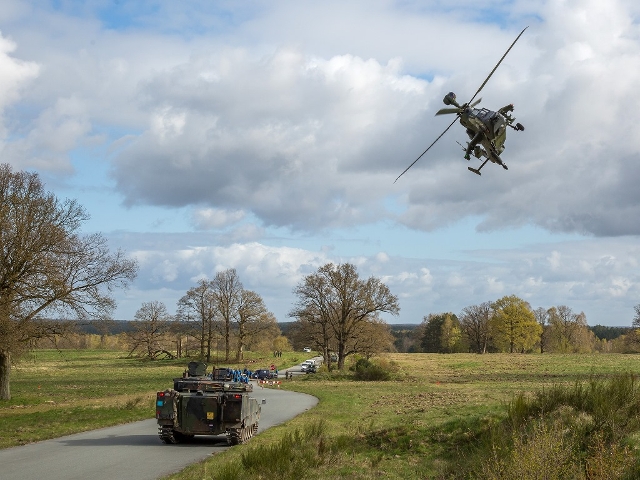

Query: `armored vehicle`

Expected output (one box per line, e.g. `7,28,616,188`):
156,361,261,445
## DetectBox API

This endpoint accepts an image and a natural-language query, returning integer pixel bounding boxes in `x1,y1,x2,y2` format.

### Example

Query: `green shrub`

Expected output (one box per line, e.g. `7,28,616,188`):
237,421,328,480
479,421,581,480
351,358,392,381
474,374,640,479
506,373,640,443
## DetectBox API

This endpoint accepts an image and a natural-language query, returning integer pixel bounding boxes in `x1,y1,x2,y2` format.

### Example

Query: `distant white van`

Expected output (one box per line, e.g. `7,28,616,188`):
303,347,311,352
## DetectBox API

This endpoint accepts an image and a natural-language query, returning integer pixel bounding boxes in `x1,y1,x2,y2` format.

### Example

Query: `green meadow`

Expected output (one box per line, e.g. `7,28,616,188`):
3,350,640,478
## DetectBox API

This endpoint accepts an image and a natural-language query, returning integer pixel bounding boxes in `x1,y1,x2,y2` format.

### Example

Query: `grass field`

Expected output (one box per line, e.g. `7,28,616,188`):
3,350,640,478
0,349,299,449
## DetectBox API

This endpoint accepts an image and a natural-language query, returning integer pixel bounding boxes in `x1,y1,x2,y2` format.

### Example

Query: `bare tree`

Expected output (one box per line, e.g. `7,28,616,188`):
127,301,172,358
91,318,115,348
633,304,640,328
350,317,396,360
212,269,243,362
288,315,334,363
533,307,550,353
236,289,275,361
289,263,399,369
243,311,281,353
177,279,217,361
547,305,592,353
177,271,274,362
289,276,335,365
0,164,137,399
459,302,493,353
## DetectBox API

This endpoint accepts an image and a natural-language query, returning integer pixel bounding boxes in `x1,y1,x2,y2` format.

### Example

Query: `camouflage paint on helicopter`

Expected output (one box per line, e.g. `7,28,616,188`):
395,26,528,180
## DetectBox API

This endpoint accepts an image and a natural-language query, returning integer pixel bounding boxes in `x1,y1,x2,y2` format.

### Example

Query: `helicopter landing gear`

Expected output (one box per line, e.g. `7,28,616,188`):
510,122,524,131
469,157,490,175
464,132,483,161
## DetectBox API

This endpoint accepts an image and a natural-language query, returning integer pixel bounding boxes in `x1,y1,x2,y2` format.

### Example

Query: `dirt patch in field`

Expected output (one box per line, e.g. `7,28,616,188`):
370,390,471,415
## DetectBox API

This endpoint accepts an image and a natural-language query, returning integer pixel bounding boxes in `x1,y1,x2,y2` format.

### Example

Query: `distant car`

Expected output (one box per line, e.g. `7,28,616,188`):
300,360,315,372
253,369,276,380
305,364,317,374
303,347,311,353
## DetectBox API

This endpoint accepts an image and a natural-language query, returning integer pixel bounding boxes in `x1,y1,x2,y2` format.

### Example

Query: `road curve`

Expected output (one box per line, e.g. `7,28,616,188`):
0,385,317,480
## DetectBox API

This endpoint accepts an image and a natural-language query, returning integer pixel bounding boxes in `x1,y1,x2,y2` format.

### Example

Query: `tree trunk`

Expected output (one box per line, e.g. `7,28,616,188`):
0,350,11,400
206,320,212,363
337,340,346,370
236,323,245,362
225,320,231,361
200,319,206,360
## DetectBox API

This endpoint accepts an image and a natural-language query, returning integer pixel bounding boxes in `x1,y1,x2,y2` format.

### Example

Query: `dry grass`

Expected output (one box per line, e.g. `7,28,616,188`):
166,352,640,480
5,350,640,478
0,348,303,448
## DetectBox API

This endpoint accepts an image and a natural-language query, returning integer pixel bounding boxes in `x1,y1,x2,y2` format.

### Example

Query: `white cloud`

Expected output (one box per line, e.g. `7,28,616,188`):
375,252,390,263
548,251,561,270
192,208,246,229
0,32,39,109
2,2,640,326
109,47,434,231
5,2,640,236
0,30,40,168
108,225,640,325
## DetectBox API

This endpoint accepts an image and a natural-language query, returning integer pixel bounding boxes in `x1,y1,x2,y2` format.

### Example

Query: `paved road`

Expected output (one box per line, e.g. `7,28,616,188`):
278,355,324,377
0,385,317,480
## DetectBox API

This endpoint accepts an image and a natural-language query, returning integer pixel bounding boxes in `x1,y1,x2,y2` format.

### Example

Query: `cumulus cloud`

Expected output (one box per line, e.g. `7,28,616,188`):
399,0,640,237
0,30,39,166
110,47,432,232
100,0,640,238
5,1,638,236
0,32,38,108
117,234,640,324
3,95,94,172
192,207,246,229
3,2,640,325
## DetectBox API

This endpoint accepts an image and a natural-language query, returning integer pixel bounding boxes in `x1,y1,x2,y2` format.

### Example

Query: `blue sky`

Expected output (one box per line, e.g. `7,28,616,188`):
1,0,640,326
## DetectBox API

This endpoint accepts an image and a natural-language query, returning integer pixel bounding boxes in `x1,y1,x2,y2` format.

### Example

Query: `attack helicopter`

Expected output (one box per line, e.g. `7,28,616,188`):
395,27,528,181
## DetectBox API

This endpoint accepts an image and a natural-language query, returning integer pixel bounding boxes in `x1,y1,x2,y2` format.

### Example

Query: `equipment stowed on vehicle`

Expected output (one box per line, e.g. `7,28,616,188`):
156,361,261,445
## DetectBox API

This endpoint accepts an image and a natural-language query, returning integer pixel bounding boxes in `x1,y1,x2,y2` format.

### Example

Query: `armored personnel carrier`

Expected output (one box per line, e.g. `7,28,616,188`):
156,361,261,445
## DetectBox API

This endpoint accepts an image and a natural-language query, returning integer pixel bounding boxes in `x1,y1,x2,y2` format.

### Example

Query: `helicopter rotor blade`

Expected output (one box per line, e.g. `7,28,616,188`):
394,115,459,183
467,26,528,105
435,107,462,116
469,98,482,108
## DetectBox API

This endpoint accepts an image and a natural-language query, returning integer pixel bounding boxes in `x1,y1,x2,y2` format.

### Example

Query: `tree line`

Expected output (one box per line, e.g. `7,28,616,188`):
124,262,401,371
3,162,640,403
124,269,283,363
410,297,639,354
